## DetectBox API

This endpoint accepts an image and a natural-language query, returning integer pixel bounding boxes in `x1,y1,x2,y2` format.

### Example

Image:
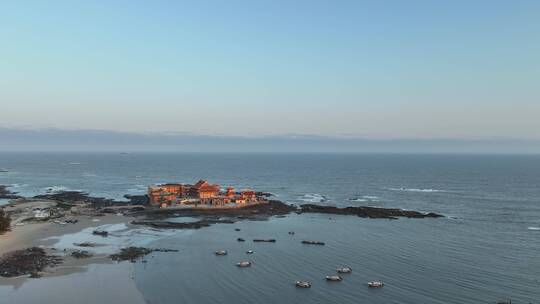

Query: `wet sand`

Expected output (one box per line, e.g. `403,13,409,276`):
0,214,128,255
0,213,148,303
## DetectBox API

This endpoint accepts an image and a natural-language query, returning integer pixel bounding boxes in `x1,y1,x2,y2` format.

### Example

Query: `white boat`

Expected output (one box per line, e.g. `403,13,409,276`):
337,267,352,273
246,250,254,254
215,250,227,255
295,281,311,288
236,261,252,267
368,281,384,288
325,275,342,281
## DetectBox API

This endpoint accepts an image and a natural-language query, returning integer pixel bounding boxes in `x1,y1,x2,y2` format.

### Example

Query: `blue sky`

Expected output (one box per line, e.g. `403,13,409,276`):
1,1,539,145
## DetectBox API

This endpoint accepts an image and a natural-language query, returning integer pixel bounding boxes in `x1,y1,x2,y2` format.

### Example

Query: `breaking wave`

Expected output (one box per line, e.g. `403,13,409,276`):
43,186,82,193
299,193,327,203
528,227,540,231
388,187,446,193
349,195,380,202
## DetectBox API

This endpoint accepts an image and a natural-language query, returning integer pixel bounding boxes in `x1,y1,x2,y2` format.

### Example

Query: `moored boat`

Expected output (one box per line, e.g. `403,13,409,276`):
325,275,342,281
302,240,325,245
337,267,352,273
236,261,252,267
253,239,276,242
215,250,227,255
368,281,384,288
237,238,245,242
246,250,254,254
295,281,311,288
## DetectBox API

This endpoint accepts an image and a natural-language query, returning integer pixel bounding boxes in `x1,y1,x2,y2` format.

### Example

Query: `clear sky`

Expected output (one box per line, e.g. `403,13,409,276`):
1,0,539,141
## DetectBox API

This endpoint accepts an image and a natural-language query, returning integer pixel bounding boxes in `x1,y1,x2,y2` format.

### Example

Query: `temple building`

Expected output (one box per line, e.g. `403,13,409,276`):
147,180,263,208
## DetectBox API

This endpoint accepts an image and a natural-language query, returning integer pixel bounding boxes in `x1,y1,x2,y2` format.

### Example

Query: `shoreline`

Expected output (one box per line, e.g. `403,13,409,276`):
0,213,131,280
0,210,148,304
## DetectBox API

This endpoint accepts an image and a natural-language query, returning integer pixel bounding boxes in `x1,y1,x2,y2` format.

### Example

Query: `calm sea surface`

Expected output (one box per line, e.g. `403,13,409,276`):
1,153,539,303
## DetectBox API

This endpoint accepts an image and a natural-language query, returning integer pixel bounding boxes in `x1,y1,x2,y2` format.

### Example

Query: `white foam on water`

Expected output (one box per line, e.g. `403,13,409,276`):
43,186,82,193
362,195,379,200
349,195,379,202
388,187,446,193
528,227,540,231
299,193,327,203
349,198,368,202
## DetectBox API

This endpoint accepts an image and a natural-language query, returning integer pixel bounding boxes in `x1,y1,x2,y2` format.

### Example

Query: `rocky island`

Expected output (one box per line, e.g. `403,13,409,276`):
0,180,444,279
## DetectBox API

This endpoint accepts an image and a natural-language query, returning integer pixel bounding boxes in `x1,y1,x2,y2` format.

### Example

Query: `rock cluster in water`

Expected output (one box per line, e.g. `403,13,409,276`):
109,247,179,261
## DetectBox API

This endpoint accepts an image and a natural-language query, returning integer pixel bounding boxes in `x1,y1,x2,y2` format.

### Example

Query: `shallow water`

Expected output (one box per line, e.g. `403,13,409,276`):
1,153,539,303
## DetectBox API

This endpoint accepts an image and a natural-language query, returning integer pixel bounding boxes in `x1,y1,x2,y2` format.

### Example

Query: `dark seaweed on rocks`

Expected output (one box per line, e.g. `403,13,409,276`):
299,204,443,219
110,247,179,261
0,247,62,277
110,247,153,261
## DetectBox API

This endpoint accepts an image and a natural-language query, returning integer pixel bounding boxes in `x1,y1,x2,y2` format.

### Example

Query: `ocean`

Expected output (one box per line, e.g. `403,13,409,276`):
1,152,539,303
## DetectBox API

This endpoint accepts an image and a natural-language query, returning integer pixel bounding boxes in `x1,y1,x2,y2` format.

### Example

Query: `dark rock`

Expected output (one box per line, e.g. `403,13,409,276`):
132,218,234,229
110,247,153,261
92,230,108,237
73,242,97,247
0,185,21,200
299,204,443,219
71,250,92,259
123,194,149,205
0,247,62,277
302,240,325,245
110,247,178,261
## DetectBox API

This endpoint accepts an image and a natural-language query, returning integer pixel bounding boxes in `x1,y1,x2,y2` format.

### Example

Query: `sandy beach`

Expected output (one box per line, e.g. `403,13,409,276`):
0,201,148,303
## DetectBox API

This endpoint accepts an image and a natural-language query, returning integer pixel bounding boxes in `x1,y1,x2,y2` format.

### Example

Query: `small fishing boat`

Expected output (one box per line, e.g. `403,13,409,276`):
325,275,342,281
235,228,241,231
236,261,252,267
92,230,108,237
215,250,228,256
253,239,276,243
295,281,311,288
368,281,384,288
237,238,245,242
246,250,254,254
288,231,295,235
302,240,325,245
337,267,352,273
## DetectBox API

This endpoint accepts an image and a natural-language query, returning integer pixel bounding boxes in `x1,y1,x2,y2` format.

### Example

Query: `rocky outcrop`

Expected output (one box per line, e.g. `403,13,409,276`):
109,247,179,261
132,218,235,229
33,191,148,208
299,204,443,219
0,185,21,200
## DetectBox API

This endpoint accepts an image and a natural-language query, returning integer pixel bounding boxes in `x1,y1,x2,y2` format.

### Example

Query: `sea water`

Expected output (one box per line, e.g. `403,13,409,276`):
0,152,539,303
